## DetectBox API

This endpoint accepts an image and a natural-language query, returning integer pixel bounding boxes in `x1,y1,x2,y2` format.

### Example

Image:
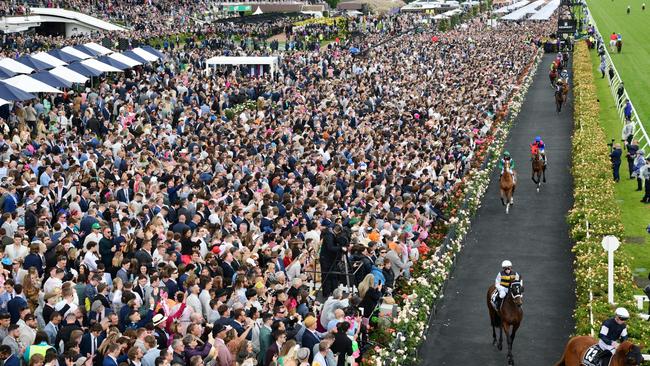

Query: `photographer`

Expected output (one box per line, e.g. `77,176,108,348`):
319,225,347,298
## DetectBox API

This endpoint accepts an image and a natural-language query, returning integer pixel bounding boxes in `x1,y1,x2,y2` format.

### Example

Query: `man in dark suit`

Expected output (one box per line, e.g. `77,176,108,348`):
102,343,120,366
0,345,19,366
230,309,252,341
6,285,27,324
80,324,104,360
264,330,286,366
300,316,321,363
115,181,133,204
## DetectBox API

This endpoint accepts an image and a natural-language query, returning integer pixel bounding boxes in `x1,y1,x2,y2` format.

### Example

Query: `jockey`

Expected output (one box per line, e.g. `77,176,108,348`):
595,308,629,365
559,68,569,82
498,151,515,176
531,136,547,165
494,260,520,309
555,78,565,92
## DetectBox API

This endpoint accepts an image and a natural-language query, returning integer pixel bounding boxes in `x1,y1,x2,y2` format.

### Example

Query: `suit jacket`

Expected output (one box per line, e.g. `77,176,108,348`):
264,342,279,366
4,354,19,366
301,329,320,362
80,333,105,358
257,326,272,365
115,188,133,204
43,322,58,346
102,356,118,366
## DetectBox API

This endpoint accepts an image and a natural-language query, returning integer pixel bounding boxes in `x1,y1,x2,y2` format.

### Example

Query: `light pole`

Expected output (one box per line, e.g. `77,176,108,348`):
601,235,620,305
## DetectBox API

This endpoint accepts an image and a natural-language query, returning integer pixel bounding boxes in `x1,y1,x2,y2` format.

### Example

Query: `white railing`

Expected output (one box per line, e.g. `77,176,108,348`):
585,7,650,153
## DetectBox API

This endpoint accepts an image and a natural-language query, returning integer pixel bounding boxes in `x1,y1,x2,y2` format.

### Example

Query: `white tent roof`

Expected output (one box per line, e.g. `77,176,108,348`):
0,58,33,74
0,98,8,107
494,0,529,13
61,46,93,60
107,53,142,68
501,0,544,19
80,59,122,73
132,48,159,62
2,75,62,93
84,42,113,55
253,6,263,14
206,56,278,66
529,0,560,19
31,52,68,67
49,66,88,84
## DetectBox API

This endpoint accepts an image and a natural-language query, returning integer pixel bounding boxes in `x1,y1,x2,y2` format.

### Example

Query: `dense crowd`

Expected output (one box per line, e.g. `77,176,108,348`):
0,3,551,366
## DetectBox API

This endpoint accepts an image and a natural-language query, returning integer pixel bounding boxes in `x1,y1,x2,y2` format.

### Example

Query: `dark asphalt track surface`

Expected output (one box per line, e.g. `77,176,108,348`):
419,54,575,366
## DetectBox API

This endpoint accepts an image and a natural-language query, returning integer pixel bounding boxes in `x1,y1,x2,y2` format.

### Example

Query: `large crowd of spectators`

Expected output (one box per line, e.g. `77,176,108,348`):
0,1,552,365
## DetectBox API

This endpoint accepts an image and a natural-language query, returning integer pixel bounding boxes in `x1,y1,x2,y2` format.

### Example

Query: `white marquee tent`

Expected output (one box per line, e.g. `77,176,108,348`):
206,56,279,74
2,75,63,94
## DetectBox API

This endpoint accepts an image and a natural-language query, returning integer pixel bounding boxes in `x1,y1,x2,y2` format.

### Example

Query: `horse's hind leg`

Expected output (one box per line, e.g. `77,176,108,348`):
500,190,505,206
498,324,503,351
543,166,546,183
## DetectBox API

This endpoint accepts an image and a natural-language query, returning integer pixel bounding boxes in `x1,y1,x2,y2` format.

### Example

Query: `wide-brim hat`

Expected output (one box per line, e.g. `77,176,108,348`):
153,313,167,326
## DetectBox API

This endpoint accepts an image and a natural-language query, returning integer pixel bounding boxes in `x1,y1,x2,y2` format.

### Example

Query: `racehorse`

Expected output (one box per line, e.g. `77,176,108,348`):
487,281,524,365
500,159,516,214
555,82,569,113
554,336,643,366
531,146,546,192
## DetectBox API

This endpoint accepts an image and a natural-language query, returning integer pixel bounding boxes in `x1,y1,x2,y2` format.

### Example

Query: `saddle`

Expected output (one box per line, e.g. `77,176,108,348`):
581,344,611,366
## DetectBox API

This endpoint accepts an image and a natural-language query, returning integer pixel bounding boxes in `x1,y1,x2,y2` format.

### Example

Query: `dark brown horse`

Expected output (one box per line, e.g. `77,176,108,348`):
487,281,524,365
555,81,569,113
531,147,546,192
500,159,515,214
554,336,643,366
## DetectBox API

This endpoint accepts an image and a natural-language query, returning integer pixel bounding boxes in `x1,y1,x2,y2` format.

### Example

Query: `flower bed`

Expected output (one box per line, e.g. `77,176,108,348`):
568,41,650,341
363,46,544,366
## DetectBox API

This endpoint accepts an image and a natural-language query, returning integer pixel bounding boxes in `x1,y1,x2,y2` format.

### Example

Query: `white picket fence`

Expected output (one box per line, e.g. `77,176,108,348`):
585,7,650,152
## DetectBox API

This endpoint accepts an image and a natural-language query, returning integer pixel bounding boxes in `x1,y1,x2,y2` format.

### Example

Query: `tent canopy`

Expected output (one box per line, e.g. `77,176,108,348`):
67,62,103,77
31,71,72,88
2,75,62,94
206,56,278,70
0,58,34,74
97,55,130,70
140,46,165,60
31,52,68,68
61,46,93,60
107,53,142,68
80,59,122,73
84,42,113,56
49,66,89,84
48,49,84,63
16,55,55,71
0,83,37,101
122,50,149,64
73,44,104,57
132,48,159,62
253,6,263,15
0,67,16,79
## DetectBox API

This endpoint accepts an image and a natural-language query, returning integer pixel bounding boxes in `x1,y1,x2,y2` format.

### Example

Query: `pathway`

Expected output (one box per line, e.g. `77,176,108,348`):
419,54,575,366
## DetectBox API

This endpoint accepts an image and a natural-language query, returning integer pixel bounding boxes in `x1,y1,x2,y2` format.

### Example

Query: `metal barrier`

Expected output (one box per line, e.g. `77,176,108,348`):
585,7,650,153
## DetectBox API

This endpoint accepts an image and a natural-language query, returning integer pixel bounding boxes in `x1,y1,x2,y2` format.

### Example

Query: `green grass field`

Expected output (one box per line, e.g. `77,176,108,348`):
588,46,650,284
588,0,650,128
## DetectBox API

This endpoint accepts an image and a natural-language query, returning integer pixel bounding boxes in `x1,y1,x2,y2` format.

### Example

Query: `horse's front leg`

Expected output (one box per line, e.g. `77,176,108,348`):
503,323,514,365
542,166,546,183
498,323,503,351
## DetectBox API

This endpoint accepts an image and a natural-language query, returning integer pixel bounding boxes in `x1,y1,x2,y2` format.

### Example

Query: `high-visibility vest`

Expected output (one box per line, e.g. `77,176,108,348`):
24,343,53,363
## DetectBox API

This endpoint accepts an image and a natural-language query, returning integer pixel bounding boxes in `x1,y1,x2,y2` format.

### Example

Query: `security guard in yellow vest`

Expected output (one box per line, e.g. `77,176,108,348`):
24,340,53,363
495,260,520,309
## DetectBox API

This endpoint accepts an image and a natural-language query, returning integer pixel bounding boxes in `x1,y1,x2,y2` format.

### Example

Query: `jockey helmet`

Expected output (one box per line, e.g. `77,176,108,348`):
501,260,512,268
615,307,630,320
503,151,511,157
535,136,541,142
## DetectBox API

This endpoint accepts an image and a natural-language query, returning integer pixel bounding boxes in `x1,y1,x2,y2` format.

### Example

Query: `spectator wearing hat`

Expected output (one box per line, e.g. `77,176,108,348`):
212,323,233,366
152,314,169,350
299,316,320,363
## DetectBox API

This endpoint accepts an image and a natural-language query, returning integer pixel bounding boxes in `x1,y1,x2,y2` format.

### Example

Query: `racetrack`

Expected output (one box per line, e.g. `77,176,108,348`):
419,54,576,366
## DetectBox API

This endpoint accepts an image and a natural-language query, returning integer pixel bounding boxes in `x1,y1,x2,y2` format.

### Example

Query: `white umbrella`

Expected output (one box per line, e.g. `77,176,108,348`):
31,52,68,67
80,59,122,73
49,66,89,84
0,58,34,74
2,75,62,94
132,48,159,62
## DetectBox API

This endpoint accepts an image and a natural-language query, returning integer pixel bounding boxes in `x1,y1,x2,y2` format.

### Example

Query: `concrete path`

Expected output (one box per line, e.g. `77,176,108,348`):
419,54,575,366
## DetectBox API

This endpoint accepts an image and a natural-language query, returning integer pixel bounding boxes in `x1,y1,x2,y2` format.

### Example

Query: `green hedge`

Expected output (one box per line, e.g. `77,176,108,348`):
569,41,650,341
